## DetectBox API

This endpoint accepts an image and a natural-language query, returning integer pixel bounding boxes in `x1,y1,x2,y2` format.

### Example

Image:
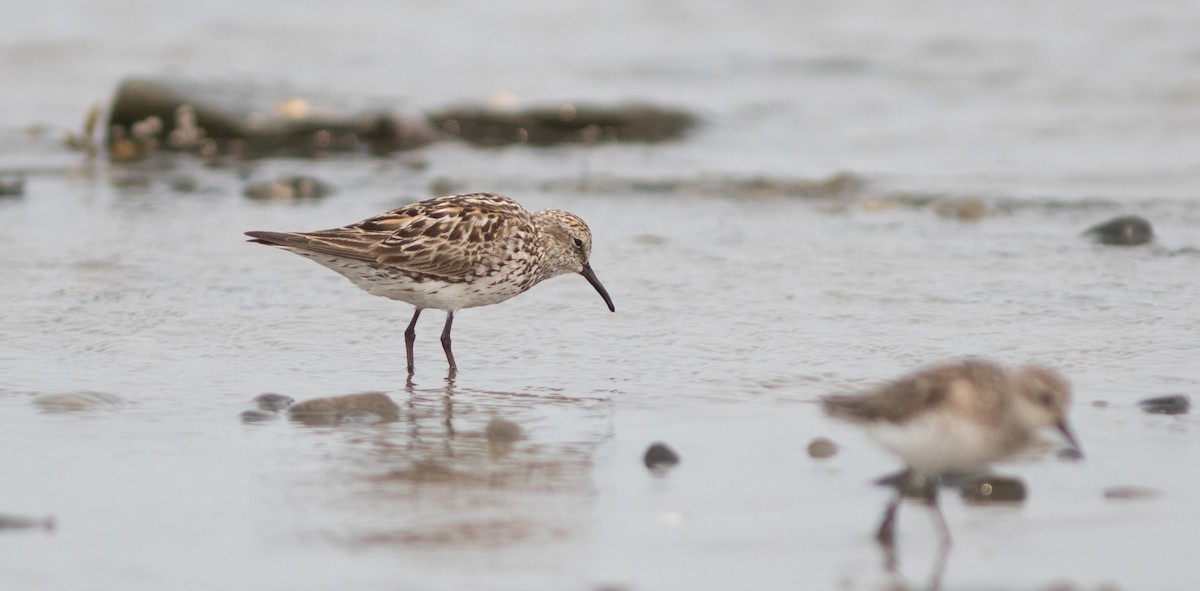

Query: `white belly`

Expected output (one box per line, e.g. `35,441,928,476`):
301,254,532,311
866,412,1002,475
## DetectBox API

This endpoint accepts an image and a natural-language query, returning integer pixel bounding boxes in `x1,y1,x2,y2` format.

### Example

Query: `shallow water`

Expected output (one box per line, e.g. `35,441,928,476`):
3,1,1200,590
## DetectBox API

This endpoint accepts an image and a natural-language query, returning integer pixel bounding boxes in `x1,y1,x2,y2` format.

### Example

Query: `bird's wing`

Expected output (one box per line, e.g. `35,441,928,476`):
368,194,532,278
246,194,533,280
822,361,1006,425
822,374,951,424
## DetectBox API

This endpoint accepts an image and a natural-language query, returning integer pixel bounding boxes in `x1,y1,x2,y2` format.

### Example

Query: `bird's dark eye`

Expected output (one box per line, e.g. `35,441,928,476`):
1037,391,1054,407
573,237,584,248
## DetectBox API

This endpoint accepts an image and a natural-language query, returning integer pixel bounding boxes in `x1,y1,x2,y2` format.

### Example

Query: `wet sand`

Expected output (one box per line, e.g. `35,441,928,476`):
3,1,1200,590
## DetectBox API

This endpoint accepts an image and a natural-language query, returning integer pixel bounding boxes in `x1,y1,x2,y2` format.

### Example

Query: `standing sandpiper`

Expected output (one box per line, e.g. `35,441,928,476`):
822,359,1081,547
246,192,615,375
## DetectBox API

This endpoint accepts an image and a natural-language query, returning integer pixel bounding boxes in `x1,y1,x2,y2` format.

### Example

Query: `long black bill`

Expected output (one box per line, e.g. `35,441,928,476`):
1056,419,1083,459
580,263,616,312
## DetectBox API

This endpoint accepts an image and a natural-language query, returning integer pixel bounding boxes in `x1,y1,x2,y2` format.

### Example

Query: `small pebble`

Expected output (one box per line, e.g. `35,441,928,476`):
806,437,838,459
1137,395,1190,415
960,475,1027,504
1084,215,1154,246
643,442,680,470
253,393,295,412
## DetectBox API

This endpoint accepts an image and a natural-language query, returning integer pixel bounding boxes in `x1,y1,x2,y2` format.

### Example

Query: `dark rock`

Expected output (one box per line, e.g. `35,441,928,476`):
243,176,332,200
428,103,696,147
1138,394,1190,415
253,393,295,412
106,77,439,160
643,442,680,470
1084,215,1154,246
959,475,1027,504
289,392,400,426
806,437,838,459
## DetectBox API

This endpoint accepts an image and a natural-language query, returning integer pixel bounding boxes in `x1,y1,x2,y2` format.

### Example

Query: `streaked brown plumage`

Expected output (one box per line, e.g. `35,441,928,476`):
246,192,614,374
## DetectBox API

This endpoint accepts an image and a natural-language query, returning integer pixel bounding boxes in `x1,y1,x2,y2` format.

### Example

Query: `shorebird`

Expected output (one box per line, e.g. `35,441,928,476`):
246,192,615,374
822,359,1081,547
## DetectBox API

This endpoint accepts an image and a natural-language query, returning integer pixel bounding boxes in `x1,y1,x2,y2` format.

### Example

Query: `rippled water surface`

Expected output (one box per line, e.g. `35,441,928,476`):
2,1,1200,590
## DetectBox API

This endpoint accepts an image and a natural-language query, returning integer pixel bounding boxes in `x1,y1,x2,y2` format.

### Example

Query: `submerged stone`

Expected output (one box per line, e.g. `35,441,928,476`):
288,392,400,426
959,475,1027,504
428,103,696,147
643,442,681,470
1084,215,1154,246
806,437,838,459
1137,394,1190,415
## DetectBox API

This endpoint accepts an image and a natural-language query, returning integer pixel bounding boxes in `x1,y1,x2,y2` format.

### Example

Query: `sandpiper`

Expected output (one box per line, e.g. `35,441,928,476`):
246,192,615,374
822,359,1081,546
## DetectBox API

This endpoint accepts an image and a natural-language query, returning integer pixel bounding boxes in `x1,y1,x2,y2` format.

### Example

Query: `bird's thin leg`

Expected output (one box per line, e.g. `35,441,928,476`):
404,309,422,375
924,476,952,549
441,311,457,375
875,489,901,549
925,477,952,591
